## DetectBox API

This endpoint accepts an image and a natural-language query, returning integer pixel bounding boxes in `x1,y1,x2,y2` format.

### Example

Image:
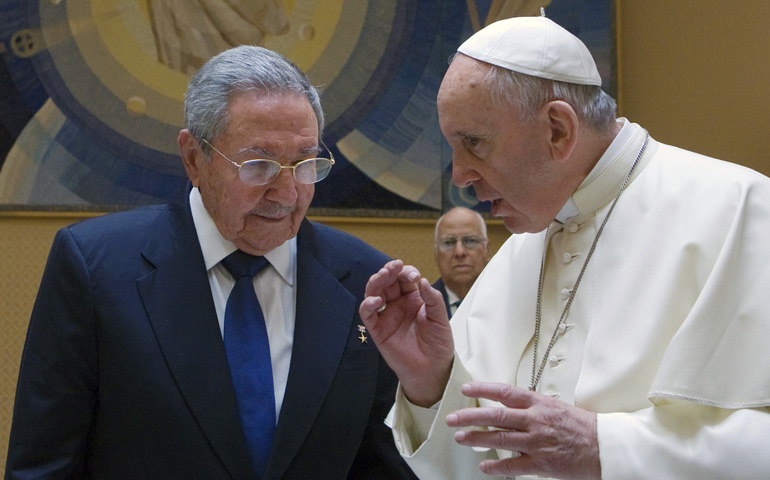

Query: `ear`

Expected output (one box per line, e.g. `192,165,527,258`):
543,101,579,162
178,129,203,187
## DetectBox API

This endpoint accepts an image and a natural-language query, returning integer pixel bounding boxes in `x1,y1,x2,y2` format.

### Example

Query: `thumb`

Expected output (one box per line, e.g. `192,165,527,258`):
418,278,450,323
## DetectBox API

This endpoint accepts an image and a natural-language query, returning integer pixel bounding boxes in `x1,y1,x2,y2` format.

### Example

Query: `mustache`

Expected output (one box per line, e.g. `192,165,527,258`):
251,202,296,218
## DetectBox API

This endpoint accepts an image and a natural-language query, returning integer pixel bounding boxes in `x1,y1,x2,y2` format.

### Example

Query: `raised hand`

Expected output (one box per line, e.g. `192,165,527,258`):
359,260,455,407
447,382,601,480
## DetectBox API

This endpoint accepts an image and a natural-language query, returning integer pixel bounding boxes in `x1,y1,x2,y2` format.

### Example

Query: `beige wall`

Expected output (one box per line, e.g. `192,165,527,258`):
617,0,770,176
3,0,770,470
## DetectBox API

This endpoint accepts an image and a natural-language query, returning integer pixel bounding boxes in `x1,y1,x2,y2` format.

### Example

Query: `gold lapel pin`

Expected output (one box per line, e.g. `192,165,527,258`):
357,325,368,343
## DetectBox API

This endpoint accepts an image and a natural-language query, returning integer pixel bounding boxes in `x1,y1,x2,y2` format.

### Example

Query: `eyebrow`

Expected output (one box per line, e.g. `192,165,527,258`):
439,234,483,239
236,146,272,158
452,130,486,142
235,145,320,160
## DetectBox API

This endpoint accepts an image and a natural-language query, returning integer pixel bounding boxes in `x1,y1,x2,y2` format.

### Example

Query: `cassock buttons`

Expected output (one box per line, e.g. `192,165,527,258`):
557,323,575,335
549,354,566,367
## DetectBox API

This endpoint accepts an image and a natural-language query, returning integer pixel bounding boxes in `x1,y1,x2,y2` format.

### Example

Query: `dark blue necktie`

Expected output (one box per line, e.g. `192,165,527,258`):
450,300,461,315
221,251,275,477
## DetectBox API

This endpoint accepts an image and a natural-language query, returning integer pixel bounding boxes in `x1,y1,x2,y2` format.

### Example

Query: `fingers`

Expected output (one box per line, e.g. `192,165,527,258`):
445,382,537,433
359,295,387,322
396,264,421,293
364,259,404,298
447,404,528,433
447,382,601,480
364,260,422,296
461,382,534,408
479,456,537,478
363,260,424,305
454,428,531,455
360,260,424,327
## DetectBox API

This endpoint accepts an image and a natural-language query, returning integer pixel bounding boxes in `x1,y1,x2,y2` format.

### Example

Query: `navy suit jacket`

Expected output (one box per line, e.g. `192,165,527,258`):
6,190,415,480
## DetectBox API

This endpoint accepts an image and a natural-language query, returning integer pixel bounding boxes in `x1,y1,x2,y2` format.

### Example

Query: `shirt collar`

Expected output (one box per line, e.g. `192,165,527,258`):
444,285,462,305
189,187,296,286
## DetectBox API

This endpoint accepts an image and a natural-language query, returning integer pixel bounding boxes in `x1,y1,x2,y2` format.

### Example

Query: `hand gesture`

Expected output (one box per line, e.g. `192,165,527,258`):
359,260,455,407
447,382,601,480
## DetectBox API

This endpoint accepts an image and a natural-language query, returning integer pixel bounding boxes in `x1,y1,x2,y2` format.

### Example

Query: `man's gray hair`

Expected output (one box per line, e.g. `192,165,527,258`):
184,45,324,154
453,53,617,131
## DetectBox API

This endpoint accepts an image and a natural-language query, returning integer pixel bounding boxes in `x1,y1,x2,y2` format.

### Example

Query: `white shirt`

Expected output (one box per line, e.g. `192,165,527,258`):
189,187,296,419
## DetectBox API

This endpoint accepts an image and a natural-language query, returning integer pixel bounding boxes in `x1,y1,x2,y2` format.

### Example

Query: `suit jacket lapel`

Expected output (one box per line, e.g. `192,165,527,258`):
136,195,256,480
265,224,356,477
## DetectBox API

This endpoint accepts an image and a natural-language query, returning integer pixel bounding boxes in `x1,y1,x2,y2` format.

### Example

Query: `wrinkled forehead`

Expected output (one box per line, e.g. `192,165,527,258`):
438,224,484,239
226,90,319,133
438,55,492,102
438,213,485,238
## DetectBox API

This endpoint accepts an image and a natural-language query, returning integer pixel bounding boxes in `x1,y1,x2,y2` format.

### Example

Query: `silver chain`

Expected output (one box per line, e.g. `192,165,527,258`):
530,132,649,392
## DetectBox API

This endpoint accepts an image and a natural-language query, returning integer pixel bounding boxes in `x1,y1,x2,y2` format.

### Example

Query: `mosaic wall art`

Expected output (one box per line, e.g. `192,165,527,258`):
0,0,615,215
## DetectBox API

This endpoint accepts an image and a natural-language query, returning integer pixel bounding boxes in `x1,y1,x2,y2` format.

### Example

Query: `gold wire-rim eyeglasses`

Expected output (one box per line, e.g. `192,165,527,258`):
201,138,335,186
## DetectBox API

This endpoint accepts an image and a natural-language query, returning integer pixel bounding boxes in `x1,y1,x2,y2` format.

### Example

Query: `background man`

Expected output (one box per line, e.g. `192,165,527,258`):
360,15,770,480
432,207,490,317
6,46,415,480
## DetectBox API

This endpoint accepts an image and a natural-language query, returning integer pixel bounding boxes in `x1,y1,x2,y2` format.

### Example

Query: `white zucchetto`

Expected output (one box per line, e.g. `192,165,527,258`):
457,16,602,86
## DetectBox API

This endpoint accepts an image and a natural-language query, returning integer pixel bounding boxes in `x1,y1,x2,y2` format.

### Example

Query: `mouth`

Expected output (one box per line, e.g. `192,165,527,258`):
473,189,499,206
489,198,504,215
250,203,296,220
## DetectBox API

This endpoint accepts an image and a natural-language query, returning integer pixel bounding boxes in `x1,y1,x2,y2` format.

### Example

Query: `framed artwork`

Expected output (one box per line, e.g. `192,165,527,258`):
0,0,616,216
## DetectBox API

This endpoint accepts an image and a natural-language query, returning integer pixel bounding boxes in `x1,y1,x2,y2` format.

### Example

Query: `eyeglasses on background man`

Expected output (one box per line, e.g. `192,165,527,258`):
435,235,488,252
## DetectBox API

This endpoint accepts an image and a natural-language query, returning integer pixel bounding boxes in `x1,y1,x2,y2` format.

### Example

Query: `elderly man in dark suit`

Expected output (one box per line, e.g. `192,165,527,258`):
6,46,415,480
431,207,490,317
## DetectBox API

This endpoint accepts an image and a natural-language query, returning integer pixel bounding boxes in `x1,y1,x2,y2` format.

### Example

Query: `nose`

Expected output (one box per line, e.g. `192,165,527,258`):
451,154,481,188
265,168,299,205
452,241,468,256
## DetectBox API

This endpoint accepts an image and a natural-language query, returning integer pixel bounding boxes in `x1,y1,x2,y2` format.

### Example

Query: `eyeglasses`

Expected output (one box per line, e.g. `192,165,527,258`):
201,138,335,186
435,235,487,252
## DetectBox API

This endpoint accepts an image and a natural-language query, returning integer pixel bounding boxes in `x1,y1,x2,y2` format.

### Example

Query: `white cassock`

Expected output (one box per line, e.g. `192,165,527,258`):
388,120,770,479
